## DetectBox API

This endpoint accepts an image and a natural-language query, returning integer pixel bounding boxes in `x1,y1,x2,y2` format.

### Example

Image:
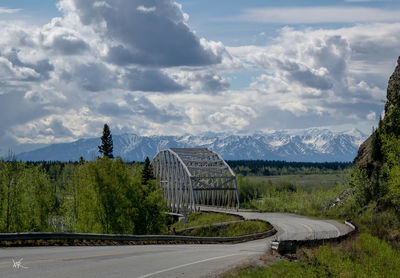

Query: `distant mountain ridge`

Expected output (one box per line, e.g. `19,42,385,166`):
16,128,367,162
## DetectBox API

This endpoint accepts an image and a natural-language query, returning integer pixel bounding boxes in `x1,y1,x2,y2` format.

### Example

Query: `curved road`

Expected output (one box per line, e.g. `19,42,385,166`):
0,212,352,278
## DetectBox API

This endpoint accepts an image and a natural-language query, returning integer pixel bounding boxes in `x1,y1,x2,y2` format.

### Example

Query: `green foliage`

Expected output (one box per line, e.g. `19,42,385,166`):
0,159,167,234
98,123,114,159
62,158,167,234
226,234,400,278
372,118,384,162
141,157,154,185
171,212,270,237
0,161,53,232
228,160,351,176
224,261,325,278
237,174,267,203
347,167,369,208
179,220,270,237
238,175,346,217
348,76,400,242
172,212,240,230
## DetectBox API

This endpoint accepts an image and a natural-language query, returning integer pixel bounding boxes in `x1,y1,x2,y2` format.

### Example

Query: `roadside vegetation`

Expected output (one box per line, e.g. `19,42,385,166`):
171,212,240,230
171,212,272,237
227,160,351,177
0,158,167,235
177,220,270,237
238,173,348,218
223,233,400,278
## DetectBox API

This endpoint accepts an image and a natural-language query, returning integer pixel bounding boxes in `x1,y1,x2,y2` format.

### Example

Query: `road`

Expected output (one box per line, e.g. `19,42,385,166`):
0,212,352,278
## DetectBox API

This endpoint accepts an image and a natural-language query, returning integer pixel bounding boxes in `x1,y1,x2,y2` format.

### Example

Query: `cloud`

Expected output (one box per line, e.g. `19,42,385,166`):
61,62,116,92
0,7,21,14
94,95,187,124
60,0,221,67
171,71,230,94
366,111,377,120
93,1,111,8
0,0,398,150
38,119,75,137
227,23,400,130
0,0,230,148
123,68,185,93
236,6,400,24
136,5,156,13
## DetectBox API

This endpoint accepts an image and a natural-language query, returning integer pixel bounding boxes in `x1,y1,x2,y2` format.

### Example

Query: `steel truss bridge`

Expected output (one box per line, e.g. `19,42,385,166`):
151,148,240,213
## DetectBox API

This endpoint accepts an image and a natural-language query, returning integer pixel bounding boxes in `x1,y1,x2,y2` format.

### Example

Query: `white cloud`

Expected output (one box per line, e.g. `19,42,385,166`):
0,0,231,148
0,7,21,14
226,23,400,130
93,1,111,8
237,6,400,24
0,1,398,150
367,111,377,120
136,5,156,13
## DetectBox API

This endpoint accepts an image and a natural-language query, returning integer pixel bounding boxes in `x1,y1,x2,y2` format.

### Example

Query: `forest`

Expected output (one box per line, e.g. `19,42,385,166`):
227,160,351,176
0,158,166,234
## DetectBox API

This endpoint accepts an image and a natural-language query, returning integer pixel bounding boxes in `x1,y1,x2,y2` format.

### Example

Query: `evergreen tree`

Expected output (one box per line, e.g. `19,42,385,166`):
142,157,154,185
98,124,114,159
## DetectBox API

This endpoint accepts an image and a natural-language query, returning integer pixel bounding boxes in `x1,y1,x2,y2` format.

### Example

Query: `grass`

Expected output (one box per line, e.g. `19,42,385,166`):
171,212,272,237
246,173,347,192
256,183,348,217
239,174,349,218
171,212,240,230
177,220,271,237
223,233,400,278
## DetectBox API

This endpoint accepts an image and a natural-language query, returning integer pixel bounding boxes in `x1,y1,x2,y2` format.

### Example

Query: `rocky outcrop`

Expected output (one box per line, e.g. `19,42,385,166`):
354,56,400,168
329,188,355,208
385,56,400,115
353,134,373,168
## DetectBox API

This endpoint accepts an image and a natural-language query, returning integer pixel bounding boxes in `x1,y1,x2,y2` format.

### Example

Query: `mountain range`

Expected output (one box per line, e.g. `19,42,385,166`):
15,128,367,162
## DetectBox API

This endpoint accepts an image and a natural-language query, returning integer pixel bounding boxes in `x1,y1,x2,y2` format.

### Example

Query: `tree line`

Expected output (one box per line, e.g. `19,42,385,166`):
227,160,351,176
0,157,166,234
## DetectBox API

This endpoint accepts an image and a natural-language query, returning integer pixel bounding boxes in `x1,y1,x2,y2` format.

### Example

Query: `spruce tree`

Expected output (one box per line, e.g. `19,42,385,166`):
98,124,114,159
142,157,154,185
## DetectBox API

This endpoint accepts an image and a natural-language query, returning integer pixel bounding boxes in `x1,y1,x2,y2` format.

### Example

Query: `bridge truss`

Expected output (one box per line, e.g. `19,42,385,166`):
151,148,240,213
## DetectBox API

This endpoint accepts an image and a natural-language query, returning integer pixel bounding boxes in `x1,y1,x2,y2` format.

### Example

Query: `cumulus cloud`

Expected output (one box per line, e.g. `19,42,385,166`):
0,0,231,152
236,6,400,24
123,68,184,93
59,0,221,67
171,71,230,94
0,0,398,153
136,5,156,13
228,23,400,129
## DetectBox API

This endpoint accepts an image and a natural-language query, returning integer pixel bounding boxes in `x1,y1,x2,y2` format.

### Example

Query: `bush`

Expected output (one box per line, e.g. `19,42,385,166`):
225,234,400,278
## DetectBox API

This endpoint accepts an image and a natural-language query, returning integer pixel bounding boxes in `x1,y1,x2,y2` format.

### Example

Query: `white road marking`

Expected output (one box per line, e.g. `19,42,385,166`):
136,253,247,278
330,223,341,237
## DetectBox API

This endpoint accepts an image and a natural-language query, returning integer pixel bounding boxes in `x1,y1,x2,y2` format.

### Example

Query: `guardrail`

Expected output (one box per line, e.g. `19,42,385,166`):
0,228,276,247
270,220,358,255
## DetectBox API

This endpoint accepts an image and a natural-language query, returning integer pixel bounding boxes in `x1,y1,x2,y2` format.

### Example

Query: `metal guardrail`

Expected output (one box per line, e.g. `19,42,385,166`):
0,228,276,246
270,221,358,255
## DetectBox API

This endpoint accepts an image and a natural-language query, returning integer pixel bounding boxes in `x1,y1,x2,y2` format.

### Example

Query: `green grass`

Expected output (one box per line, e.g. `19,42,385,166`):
171,212,272,237
256,183,348,217
224,233,400,278
177,220,271,237
239,174,348,218
171,212,240,230
223,261,322,278
246,173,347,192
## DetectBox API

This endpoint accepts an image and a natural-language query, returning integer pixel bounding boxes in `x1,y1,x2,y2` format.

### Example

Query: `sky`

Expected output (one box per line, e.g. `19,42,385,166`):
1,0,400,154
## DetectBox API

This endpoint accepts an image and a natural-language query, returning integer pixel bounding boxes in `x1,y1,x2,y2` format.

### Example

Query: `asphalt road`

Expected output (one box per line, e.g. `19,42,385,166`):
0,212,352,278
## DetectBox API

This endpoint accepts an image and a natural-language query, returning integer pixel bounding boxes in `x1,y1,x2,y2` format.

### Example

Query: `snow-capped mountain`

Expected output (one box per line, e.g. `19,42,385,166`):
15,128,368,162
